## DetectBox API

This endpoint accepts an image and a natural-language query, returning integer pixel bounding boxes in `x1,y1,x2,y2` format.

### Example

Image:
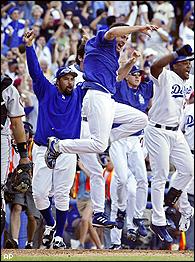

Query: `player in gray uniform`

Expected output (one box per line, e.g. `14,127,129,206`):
144,44,194,243
1,74,30,236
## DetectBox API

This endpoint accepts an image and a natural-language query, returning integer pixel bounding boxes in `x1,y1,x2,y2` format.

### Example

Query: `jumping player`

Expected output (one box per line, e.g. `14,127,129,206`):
45,23,158,227
144,44,194,243
109,65,153,248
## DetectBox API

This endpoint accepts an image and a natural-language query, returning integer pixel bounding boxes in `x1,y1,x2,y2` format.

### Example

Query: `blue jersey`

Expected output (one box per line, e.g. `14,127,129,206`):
83,29,119,95
113,80,153,113
112,80,153,135
26,46,86,146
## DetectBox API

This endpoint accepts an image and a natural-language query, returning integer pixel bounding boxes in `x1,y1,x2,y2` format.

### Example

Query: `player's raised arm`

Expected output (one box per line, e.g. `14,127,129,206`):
117,50,141,82
104,24,158,41
151,44,194,79
23,30,45,83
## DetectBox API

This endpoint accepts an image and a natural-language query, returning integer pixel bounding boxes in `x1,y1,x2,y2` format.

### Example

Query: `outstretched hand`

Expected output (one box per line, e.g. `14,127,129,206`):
131,50,141,62
23,30,35,47
139,24,159,37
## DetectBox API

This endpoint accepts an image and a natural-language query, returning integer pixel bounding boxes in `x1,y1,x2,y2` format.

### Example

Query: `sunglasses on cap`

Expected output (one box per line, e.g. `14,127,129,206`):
130,72,142,77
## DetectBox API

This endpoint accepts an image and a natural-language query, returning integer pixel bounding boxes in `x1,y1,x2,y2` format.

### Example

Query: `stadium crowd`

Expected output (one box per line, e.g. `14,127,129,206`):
1,0,194,251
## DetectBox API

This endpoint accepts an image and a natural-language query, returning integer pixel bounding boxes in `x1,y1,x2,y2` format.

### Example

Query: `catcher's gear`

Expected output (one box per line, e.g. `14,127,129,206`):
5,163,33,195
176,44,193,57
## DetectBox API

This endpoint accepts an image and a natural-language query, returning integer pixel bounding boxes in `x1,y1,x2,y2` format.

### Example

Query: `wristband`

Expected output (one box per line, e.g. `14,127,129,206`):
17,142,28,158
172,51,179,59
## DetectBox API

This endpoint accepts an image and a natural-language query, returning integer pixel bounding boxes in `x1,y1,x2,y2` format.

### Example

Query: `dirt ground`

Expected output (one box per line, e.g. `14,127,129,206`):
1,249,194,257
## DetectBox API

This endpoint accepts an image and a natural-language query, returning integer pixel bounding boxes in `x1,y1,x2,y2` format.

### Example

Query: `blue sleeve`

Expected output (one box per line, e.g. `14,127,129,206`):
96,29,115,46
26,45,51,98
24,106,34,115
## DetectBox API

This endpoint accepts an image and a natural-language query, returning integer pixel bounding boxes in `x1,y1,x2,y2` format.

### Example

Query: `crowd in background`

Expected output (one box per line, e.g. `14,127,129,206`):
1,0,194,250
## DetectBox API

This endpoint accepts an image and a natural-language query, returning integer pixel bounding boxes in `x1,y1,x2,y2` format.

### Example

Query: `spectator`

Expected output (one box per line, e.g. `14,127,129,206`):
3,7,26,48
144,15,170,59
29,4,44,27
40,1,64,42
64,9,74,29
179,11,194,51
173,37,184,51
153,1,175,32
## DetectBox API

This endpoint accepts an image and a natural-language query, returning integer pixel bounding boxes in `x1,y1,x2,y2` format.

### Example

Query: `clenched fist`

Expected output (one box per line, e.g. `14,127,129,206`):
23,30,35,47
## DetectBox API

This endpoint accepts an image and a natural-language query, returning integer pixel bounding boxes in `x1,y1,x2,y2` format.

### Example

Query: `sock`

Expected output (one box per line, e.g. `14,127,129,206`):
49,196,53,207
40,207,55,227
55,209,67,237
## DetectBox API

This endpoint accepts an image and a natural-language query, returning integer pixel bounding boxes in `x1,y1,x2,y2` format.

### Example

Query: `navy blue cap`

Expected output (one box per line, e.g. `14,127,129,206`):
170,55,194,69
129,65,144,75
8,7,20,16
55,66,77,79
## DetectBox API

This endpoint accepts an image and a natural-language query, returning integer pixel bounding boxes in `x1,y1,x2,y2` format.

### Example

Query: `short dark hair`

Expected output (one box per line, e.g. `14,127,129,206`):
75,40,85,65
109,22,129,29
106,16,116,27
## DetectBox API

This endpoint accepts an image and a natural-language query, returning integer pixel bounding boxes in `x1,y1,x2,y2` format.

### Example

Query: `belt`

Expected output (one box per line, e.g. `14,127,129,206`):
82,116,88,122
34,141,42,146
154,123,179,131
191,150,194,154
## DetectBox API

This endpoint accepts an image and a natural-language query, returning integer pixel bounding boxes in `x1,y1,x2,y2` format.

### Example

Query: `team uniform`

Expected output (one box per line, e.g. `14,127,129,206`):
46,29,149,228
25,45,86,248
1,75,25,236
170,96,194,231
69,63,105,216
109,77,153,246
50,29,148,154
1,81,25,185
144,68,194,238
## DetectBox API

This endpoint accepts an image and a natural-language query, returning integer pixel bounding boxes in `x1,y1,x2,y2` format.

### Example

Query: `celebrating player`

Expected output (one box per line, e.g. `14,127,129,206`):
45,23,158,228
23,30,86,249
144,44,194,243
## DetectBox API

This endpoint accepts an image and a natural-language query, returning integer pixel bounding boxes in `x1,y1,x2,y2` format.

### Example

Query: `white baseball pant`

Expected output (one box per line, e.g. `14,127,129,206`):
110,136,148,245
145,125,194,226
58,89,148,154
32,144,76,211
109,136,148,213
78,120,104,213
170,171,194,216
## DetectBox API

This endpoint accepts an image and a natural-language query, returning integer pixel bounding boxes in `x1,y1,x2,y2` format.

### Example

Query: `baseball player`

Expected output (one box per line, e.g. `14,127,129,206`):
109,65,153,248
5,121,41,249
144,44,194,243
45,23,158,227
169,90,194,232
68,40,113,228
23,30,86,249
1,74,30,236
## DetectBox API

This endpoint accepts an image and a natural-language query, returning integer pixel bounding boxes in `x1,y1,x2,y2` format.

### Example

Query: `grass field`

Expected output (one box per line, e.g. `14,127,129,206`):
1,249,194,261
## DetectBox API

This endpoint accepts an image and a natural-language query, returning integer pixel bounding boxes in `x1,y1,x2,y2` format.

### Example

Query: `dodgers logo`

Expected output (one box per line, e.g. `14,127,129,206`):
186,115,194,127
171,84,184,98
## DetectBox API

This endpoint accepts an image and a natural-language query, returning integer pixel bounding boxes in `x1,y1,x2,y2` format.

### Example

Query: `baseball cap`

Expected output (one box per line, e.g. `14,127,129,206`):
8,7,20,16
170,55,194,69
129,65,144,75
55,66,78,79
